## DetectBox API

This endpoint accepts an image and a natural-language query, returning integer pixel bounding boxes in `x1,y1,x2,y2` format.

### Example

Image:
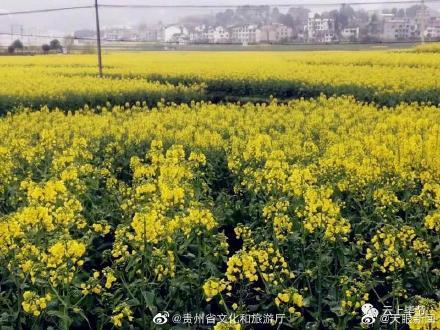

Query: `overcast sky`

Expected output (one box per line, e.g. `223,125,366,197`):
1,0,439,33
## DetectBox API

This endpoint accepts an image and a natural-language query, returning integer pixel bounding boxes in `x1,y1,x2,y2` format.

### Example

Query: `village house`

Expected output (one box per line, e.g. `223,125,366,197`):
382,17,418,41
163,25,189,43
207,26,230,43
258,23,293,43
230,24,260,44
421,14,440,40
341,27,360,41
424,26,440,39
306,14,337,43
144,25,163,42
189,25,208,43
103,27,140,41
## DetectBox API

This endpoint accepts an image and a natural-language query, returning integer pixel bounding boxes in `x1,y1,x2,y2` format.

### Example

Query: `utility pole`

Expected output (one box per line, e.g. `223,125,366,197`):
94,0,103,77
420,0,425,44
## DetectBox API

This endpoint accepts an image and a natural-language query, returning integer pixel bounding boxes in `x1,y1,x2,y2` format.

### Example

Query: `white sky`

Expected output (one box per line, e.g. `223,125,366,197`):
1,0,438,33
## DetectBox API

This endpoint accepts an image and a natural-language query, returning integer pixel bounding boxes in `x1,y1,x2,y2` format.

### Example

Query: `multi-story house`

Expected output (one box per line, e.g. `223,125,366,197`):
163,25,189,43
189,25,208,43
207,26,230,43
422,16,440,40
144,25,163,42
306,14,336,43
258,23,293,43
103,27,140,41
230,24,260,44
341,27,360,41
424,25,440,39
382,17,418,40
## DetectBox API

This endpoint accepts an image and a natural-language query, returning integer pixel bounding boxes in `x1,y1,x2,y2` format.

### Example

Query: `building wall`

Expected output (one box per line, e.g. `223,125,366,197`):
164,26,188,42
259,24,293,43
231,25,260,43
306,16,336,42
382,18,418,40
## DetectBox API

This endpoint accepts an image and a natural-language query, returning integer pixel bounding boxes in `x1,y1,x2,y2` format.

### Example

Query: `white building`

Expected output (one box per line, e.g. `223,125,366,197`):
230,24,260,44
163,25,189,42
258,23,293,43
103,28,140,41
341,27,360,41
423,16,440,40
144,27,161,42
415,7,432,30
382,17,418,40
207,26,230,43
424,26,440,39
306,14,336,43
189,25,208,43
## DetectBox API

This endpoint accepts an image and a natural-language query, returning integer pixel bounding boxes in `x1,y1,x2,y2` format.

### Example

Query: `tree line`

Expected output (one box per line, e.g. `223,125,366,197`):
6,39,63,55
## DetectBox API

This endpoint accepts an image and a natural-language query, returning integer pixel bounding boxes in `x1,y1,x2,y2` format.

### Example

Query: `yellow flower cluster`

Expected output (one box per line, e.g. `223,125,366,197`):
408,299,440,330
80,271,104,295
103,267,117,289
234,223,254,246
226,242,294,284
152,248,176,281
213,320,241,330
263,200,292,241
226,252,258,282
338,278,370,314
111,225,132,263
373,188,401,216
366,225,431,273
111,303,134,328
92,222,111,235
275,288,304,316
203,278,229,302
22,291,52,317
129,142,217,246
42,239,86,286
424,212,440,232
299,186,350,242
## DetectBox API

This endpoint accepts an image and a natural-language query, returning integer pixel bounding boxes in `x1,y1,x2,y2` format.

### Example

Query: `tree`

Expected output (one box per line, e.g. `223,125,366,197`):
215,9,235,26
42,44,51,54
7,45,15,54
11,39,23,52
278,14,294,28
288,7,311,35
406,5,423,18
271,7,281,23
235,6,271,25
363,13,382,42
391,8,405,18
50,39,62,52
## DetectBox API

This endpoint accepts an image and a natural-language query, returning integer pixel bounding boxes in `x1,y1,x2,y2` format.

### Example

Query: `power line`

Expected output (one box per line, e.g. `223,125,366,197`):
1,0,440,17
0,6,94,16
99,0,440,8
0,32,95,41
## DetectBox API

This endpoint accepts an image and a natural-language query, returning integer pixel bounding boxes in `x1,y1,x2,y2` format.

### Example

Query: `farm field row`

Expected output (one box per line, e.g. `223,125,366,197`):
1,50,439,113
0,96,439,329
